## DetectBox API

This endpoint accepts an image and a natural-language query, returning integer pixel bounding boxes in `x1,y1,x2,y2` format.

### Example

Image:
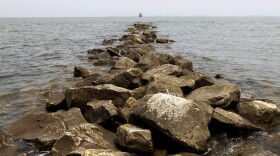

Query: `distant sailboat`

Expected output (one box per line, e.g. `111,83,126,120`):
139,12,143,17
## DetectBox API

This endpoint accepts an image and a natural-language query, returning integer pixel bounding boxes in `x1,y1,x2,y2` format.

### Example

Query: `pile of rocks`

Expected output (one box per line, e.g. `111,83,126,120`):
2,23,280,156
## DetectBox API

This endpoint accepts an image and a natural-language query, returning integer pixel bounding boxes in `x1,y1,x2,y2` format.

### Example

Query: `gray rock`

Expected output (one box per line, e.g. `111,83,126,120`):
112,57,137,70
141,64,182,81
65,84,134,108
4,113,66,149
74,65,96,78
237,99,280,129
50,123,117,156
187,83,240,108
134,93,212,152
46,92,67,112
146,80,184,97
116,124,153,153
181,72,215,89
213,107,261,130
83,149,132,156
156,38,170,43
84,99,117,123
175,60,193,71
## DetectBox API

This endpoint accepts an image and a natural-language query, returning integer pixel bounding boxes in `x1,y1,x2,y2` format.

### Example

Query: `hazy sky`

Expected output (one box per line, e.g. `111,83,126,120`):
1,0,280,17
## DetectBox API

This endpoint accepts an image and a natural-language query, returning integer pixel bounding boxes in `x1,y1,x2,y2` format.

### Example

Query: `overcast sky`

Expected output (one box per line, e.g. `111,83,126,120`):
1,0,280,17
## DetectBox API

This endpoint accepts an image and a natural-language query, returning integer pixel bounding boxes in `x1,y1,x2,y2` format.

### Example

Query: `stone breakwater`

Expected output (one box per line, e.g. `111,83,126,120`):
1,23,280,156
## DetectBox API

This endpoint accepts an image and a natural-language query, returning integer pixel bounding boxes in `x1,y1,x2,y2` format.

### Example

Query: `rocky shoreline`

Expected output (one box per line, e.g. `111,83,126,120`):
1,23,280,156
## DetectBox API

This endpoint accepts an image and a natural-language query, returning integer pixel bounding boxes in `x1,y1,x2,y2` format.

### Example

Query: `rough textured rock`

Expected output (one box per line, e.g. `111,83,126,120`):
65,84,134,108
46,92,67,112
93,58,116,66
74,75,100,87
134,93,212,152
215,73,226,79
143,31,157,42
181,72,215,89
237,99,280,129
107,47,121,57
146,80,184,97
116,124,153,153
84,99,117,123
103,39,118,45
133,86,147,99
56,107,87,130
0,135,14,149
87,48,106,55
88,51,111,60
112,57,137,70
175,60,193,71
135,51,161,71
156,38,170,43
50,123,117,155
99,68,143,89
74,65,96,78
4,113,66,149
141,64,182,82
187,83,240,108
213,108,261,131
155,52,175,65
169,152,199,156
83,149,132,156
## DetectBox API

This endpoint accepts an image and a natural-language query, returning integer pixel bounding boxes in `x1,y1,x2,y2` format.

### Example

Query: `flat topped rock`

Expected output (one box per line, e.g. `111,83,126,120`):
134,93,212,152
187,83,240,108
141,64,182,81
4,113,66,149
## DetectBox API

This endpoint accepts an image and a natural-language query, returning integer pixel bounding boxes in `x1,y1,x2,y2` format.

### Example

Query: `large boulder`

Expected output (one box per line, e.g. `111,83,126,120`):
50,123,117,155
181,72,215,89
237,99,280,129
213,108,261,131
46,91,67,112
112,57,137,70
4,113,66,149
146,80,184,97
107,47,121,57
65,84,134,108
83,149,132,156
74,65,96,78
143,31,157,42
175,60,193,71
135,51,161,71
134,93,212,152
141,64,182,82
187,83,240,108
116,124,153,153
84,99,117,123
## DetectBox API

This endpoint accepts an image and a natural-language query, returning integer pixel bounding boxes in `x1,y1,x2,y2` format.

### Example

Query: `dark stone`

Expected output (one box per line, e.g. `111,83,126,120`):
74,65,96,78
107,47,121,57
215,73,226,79
83,149,132,156
46,92,67,112
87,48,105,55
156,38,170,43
181,72,215,89
175,60,193,71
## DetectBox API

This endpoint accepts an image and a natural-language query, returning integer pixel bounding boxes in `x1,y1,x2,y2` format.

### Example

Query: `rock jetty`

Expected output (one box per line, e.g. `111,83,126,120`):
2,23,280,156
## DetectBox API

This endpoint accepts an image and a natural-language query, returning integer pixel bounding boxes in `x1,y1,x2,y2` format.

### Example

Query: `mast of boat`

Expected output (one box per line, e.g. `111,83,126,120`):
139,12,143,17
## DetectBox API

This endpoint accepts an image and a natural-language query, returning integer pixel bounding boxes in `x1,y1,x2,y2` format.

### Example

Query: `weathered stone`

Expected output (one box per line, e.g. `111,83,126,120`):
103,39,118,45
146,80,184,97
116,108,134,124
169,152,199,156
46,92,67,112
83,149,132,156
187,83,240,108
156,38,170,43
65,84,134,108
56,107,87,130
88,52,111,60
213,108,261,131
175,60,193,71
107,47,121,57
99,68,143,89
125,48,142,62
134,93,212,152
87,48,105,55
237,99,280,129
152,150,168,156
215,73,226,79
133,86,147,99
84,99,117,123
181,72,215,89
120,34,146,44
74,65,96,78
135,51,161,71
93,59,116,66
0,135,14,149
50,123,117,155
116,124,153,153
141,64,182,82
151,74,195,93
124,97,137,108
134,23,152,30
4,113,66,149
112,57,137,70
74,75,100,87
143,31,157,42
155,52,175,65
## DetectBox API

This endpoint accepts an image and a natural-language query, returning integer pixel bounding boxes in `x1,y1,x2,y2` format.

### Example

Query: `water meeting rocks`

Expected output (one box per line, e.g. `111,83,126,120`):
187,83,240,108
181,72,215,89
134,93,212,152
74,65,96,78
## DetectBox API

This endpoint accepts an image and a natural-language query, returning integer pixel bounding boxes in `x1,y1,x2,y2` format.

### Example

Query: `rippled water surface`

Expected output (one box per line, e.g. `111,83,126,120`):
0,17,280,155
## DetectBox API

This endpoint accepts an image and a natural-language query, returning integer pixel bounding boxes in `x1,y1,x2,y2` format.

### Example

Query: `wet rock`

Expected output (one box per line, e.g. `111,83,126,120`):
181,72,215,89
103,39,118,45
50,123,117,155
237,99,280,129
93,58,116,66
156,38,170,43
213,107,261,131
83,149,132,156
143,31,157,42
141,64,182,82
151,74,195,94
107,47,121,57
4,113,66,149
65,84,134,108
74,65,96,78
175,60,193,71
116,124,153,153
187,83,240,108
74,75,100,87
215,73,226,79
46,92,67,112
88,51,111,60
146,80,184,97
56,107,87,130
134,93,212,152
87,48,105,55
99,68,143,89
84,99,117,123
112,57,137,70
